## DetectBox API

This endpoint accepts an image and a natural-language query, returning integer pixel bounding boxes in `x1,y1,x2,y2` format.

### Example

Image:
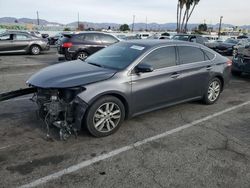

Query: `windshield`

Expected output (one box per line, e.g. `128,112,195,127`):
85,42,148,70
225,38,238,44
172,35,189,41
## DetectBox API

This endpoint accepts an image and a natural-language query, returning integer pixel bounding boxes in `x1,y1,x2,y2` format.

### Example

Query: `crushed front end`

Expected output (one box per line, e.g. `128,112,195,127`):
34,87,88,140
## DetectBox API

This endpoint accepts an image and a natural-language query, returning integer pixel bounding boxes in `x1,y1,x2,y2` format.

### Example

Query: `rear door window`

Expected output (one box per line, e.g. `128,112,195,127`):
141,46,176,69
178,46,205,64
15,34,29,40
75,33,101,43
84,33,101,43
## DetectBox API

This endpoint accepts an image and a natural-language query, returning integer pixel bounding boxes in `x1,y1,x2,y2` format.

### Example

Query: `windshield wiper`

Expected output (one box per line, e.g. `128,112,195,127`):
87,62,103,68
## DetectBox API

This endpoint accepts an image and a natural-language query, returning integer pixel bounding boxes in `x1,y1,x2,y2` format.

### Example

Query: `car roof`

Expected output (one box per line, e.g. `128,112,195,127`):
2,30,30,35
121,39,203,48
174,34,202,37
73,31,116,35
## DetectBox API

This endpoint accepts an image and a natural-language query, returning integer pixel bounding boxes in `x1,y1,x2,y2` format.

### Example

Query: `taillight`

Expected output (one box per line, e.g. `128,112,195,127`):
62,42,72,48
227,60,232,66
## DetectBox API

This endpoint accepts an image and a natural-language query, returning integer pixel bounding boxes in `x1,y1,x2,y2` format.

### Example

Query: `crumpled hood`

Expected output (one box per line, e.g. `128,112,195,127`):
27,60,117,88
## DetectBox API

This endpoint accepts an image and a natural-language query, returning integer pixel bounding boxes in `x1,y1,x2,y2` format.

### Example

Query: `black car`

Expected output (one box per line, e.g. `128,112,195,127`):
172,34,208,45
48,33,65,45
57,32,120,60
214,38,239,55
27,40,231,138
232,54,250,75
0,31,50,55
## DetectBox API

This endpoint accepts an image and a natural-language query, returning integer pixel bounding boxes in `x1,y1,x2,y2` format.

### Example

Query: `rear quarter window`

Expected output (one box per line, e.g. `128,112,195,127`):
203,50,215,60
99,34,118,43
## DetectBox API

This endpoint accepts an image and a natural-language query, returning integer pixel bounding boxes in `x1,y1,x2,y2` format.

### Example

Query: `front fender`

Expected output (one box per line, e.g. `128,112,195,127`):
77,74,132,116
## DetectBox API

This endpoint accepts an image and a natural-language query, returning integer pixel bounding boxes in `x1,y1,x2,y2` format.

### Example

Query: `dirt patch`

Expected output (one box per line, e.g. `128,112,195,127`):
227,100,244,105
6,155,67,175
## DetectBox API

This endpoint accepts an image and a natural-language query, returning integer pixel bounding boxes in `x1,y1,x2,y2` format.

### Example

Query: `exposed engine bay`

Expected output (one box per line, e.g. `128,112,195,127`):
34,87,87,140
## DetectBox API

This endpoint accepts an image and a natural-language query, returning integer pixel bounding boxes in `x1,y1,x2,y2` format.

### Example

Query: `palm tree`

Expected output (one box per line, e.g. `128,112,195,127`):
177,1,180,32
176,0,200,33
183,0,193,32
179,0,187,32
184,0,200,32
177,0,186,33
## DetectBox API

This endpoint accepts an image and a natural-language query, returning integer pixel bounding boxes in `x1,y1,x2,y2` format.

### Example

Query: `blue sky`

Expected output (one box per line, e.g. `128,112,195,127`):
0,0,249,25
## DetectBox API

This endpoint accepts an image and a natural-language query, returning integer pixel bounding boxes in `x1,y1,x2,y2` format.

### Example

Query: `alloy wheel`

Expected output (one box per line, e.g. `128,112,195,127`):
208,80,221,102
77,53,87,60
93,102,121,133
32,46,40,55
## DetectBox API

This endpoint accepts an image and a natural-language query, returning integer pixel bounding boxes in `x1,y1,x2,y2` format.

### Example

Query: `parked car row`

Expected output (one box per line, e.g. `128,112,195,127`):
1,29,249,66
172,34,209,45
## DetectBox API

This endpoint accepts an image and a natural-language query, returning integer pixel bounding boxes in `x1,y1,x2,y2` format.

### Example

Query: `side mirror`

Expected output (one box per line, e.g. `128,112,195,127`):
135,63,154,73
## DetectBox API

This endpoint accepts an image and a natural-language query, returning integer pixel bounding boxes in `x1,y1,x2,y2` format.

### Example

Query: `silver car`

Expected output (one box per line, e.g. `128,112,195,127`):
0,31,50,55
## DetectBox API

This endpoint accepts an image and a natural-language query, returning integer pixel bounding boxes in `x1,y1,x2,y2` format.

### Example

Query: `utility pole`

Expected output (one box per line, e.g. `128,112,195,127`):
132,15,135,32
218,16,223,39
146,16,148,31
36,11,39,25
77,12,80,30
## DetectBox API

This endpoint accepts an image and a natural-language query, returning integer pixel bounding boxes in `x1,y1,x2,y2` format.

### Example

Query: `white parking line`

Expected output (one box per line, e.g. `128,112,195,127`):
0,145,13,151
2,72,35,77
19,101,250,188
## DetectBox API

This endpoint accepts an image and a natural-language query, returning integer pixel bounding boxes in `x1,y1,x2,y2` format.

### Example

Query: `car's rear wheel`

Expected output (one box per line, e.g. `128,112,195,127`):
30,45,41,55
203,78,222,105
76,51,88,60
84,96,125,137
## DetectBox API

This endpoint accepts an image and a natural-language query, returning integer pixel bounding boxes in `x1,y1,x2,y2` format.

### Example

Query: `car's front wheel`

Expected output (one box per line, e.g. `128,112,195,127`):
203,78,222,105
84,96,125,137
30,45,41,55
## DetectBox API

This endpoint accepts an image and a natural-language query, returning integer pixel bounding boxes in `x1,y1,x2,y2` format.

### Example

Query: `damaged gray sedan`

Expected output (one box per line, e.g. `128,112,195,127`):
27,40,231,139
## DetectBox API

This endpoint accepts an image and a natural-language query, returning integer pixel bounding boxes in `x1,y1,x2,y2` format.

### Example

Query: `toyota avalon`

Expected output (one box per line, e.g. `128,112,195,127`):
27,40,231,139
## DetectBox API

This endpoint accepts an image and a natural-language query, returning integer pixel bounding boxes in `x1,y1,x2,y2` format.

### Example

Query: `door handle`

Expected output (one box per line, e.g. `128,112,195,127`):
171,72,180,79
206,65,212,71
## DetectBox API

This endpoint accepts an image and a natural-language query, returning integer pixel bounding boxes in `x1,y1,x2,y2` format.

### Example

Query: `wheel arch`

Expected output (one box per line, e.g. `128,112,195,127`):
74,49,90,59
76,48,90,55
214,74,224,91
30,43,41,50
87,92,130,119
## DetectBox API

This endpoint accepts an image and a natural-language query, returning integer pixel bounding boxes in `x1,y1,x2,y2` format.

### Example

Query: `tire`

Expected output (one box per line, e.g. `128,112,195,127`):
84,96,125,137
232,70,242,76
203,78,222,105
76,51,88,60
65,51,72,61
30,45,41,55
